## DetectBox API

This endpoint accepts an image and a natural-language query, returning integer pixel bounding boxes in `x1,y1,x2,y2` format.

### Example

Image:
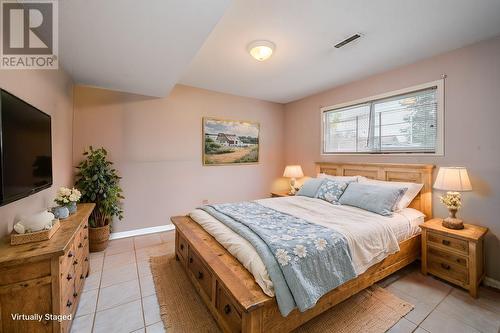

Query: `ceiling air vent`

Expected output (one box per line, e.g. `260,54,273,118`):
334,34,362,48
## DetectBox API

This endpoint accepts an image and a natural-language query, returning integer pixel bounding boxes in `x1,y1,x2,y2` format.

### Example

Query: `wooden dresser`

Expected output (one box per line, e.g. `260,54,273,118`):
0,203,94,333
421,218,488,297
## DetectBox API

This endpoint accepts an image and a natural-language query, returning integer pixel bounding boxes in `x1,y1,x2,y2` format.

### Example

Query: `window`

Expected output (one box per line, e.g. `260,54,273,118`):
322,81,443,154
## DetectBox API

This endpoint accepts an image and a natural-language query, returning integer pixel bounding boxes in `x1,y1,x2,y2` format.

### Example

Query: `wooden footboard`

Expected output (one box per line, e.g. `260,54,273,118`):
171,215,421,333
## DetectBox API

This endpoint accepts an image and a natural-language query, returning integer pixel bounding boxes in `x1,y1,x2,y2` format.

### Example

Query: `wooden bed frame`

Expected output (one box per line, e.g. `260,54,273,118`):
171,162,434,333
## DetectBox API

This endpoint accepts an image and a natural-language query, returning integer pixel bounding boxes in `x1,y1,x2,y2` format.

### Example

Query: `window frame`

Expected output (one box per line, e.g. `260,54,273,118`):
320,80,444,156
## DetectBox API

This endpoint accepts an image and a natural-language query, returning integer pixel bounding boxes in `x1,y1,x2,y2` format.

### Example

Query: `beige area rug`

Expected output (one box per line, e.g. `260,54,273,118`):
150,255,413,333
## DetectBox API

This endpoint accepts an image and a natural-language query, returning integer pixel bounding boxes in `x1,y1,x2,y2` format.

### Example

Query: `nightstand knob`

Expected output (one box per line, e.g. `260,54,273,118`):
442,239,450,246
441,263,451,270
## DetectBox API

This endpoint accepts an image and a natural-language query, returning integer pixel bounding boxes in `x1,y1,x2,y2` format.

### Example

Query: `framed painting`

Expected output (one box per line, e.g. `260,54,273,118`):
203,117,260,165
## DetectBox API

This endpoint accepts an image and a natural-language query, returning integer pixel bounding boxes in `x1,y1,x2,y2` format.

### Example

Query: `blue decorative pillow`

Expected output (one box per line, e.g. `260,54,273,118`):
296,178,325,198
315,179,349,204
338,183,407,216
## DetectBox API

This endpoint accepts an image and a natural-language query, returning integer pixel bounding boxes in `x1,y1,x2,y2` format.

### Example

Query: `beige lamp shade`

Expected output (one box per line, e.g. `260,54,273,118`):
433,167,472,191
283,165,304,178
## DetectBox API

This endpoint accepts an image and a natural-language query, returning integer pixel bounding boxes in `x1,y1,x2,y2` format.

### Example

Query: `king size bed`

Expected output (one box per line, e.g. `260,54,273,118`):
171,162,434,333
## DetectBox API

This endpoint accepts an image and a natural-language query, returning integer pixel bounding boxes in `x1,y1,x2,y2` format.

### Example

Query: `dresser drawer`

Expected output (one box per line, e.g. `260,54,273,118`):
187,249,213,300
427,254,468,284
177,233,188,261
427,232,468,254
428,246,467,267
216,284,242,333
61,244,76,275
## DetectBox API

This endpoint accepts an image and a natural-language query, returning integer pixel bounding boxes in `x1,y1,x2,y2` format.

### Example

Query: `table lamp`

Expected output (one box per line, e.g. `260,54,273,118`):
283,165,304,195
433,167,472,229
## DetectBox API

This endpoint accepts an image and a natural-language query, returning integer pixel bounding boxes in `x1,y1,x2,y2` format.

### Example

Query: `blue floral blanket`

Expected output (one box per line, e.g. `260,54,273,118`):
201,202,356,316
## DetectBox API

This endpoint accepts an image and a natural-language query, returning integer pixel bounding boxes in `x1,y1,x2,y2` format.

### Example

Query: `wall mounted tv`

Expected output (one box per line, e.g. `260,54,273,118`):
0,89,52,206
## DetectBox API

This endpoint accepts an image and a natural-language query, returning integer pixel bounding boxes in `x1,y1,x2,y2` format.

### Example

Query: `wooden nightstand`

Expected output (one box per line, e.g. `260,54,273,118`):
270,191,294,197
421,218,488,297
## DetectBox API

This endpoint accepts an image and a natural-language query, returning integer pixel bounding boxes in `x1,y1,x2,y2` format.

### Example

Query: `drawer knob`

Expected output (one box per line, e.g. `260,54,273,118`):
73,292,78,297
84,225,88,229
80,274,85,280
441,263,451,270
180,244,184,250
78,243,83,248
197,271,204,279
189,257,193,264
442,239,451,246
73,259,79,265
84,235,88,240
66,274,72,281
85,257,89,262
66,300,72,308
223,304,231,315
68,252,74,258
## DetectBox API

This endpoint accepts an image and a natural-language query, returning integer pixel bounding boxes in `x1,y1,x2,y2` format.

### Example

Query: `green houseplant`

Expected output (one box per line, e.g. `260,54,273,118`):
75,146,124,252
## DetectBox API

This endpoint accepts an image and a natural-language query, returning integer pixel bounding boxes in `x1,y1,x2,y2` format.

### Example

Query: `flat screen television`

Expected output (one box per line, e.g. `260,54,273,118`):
0,89,52,206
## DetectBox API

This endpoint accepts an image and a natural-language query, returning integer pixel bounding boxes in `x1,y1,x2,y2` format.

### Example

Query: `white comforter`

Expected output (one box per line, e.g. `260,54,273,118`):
189,196,423,297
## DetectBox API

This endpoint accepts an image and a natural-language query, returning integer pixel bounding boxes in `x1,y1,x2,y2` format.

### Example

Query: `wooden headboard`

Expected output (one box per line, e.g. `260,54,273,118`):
315,162,434,220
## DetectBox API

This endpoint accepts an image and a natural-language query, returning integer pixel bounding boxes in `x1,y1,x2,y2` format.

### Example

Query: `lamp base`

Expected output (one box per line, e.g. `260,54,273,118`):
442,217,464,230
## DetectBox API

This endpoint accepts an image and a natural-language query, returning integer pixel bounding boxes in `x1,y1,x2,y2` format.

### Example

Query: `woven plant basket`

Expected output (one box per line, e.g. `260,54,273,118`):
89,225,110,252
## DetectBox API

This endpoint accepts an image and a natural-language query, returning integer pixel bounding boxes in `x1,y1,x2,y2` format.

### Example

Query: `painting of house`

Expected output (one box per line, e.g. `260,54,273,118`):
203,118,259,165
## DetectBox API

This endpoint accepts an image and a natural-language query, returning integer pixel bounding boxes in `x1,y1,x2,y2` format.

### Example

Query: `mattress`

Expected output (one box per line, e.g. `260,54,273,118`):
189,196,424,297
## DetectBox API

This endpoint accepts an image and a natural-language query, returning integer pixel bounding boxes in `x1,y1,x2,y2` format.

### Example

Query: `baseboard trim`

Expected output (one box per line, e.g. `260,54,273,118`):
484,276,500,290
110,224,175,240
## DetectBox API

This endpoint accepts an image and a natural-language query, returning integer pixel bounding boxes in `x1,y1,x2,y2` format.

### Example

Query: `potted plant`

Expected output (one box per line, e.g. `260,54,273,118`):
75,146,124,252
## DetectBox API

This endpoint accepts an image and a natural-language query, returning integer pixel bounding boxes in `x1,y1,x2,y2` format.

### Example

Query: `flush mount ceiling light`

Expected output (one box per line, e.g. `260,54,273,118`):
247,40,275,61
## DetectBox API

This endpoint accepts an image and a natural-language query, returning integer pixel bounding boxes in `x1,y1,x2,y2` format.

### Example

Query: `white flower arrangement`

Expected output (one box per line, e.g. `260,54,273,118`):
440,191,462,210
55,187,82,206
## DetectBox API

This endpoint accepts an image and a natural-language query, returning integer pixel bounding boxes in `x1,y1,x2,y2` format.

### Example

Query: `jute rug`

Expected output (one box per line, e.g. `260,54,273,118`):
150,255,413,333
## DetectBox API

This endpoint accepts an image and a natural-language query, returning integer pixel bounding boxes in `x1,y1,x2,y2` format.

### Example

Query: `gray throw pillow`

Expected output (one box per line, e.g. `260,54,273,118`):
338,183,407,216
296,178,325,198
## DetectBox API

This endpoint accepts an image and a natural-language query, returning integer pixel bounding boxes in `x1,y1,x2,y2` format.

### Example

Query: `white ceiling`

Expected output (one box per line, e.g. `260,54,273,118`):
180,0,500,103
59,0,230,97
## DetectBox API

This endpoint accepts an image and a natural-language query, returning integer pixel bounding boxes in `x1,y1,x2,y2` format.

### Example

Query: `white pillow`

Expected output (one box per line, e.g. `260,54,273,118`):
318,174,359,182
358,176,423,211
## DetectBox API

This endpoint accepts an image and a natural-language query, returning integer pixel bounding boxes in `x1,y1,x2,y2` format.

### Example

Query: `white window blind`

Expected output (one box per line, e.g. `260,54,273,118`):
322,87,438,154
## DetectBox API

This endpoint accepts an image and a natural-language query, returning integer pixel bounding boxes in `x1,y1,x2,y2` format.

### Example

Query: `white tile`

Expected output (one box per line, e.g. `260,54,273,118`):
139,274,156,297
420,309,481,333
103,251,136,271
134,234,163,249
414,328,430,333
387,317,417,333
82,270,101,292
135,245,171,262
105,238,135,256
131,329,145,333
388,271,452,306
90,255,104,272
143,294,161,326
100,262,138,288
93,300,144,333
433,289,500,333
75,289,98,318
146,321,166,333
385,284,436,325
137,260,152,277
97,279,141,311
90,251,104,259
70,313,94,333
159,231,175,243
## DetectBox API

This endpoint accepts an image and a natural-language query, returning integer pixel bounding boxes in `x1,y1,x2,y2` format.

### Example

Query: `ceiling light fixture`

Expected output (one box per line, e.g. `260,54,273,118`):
247,40,275,61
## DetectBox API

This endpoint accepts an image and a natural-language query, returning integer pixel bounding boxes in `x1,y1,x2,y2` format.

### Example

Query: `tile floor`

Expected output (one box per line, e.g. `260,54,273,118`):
71,231,500,333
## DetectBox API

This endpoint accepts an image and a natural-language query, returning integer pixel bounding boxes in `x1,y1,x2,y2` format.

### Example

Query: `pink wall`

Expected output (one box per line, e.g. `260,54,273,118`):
73,84,286,233
0,69,74,236
284,36,500,280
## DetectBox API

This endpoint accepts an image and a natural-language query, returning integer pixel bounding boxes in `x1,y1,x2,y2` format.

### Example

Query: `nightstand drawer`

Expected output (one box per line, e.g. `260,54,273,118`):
427,254,468,284
427,246,467,267
427,232,468,254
